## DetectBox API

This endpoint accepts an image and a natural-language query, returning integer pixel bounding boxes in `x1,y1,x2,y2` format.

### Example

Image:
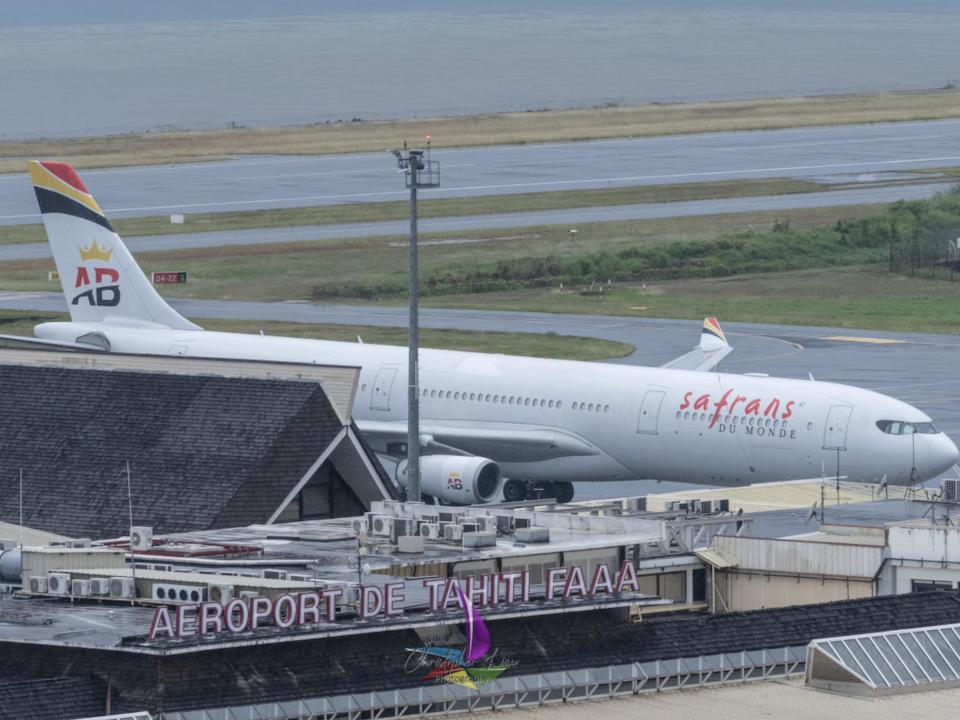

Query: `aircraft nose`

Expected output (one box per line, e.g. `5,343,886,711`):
929,434,960,477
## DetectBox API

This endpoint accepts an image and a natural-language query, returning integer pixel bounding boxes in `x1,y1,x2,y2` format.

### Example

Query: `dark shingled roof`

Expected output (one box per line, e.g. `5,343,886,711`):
0,676,107,720
1,591,959,714
0,364,347,538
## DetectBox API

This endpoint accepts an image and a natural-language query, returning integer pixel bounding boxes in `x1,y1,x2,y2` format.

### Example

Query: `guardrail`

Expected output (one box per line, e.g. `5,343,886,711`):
162,645,806,719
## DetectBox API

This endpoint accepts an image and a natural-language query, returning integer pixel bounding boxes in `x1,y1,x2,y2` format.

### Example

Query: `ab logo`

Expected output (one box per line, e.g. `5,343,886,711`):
447,473,464,491
72,240,120,307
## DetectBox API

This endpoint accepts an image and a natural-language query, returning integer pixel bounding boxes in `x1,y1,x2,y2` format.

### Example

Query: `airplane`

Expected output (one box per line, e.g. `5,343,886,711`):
10,160,960,506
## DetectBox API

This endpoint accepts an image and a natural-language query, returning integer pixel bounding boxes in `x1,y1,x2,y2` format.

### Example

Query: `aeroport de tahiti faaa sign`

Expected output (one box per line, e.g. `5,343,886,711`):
148,561,640,640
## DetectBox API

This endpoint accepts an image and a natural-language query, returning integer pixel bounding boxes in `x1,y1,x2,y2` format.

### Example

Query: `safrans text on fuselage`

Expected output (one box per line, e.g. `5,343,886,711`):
679,388,796,429
148,561,641,641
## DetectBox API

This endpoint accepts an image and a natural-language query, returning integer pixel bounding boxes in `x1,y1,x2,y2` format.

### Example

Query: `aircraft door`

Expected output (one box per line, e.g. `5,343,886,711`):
822,404,853,450
370,366,399,411
637,390,666,435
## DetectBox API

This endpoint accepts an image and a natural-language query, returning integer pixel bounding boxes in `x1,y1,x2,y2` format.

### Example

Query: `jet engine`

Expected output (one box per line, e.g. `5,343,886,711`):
396,455,503,505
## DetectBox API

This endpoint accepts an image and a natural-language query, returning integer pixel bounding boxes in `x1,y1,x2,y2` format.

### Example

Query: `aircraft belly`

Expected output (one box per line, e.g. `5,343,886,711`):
500,452,634,483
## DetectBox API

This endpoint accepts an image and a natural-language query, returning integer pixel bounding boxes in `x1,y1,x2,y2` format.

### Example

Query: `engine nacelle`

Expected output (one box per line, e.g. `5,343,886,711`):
396,455,503,505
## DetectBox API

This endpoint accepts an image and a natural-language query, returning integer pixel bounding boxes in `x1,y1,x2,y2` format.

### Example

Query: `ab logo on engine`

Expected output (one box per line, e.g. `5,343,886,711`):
447,472,464,491
73,240,120,307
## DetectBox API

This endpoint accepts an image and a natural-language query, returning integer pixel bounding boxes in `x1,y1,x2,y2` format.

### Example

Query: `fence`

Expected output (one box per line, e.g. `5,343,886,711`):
161,645,807,720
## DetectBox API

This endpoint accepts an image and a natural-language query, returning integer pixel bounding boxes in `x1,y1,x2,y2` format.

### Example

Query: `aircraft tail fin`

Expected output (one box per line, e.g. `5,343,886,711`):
28,160,200,330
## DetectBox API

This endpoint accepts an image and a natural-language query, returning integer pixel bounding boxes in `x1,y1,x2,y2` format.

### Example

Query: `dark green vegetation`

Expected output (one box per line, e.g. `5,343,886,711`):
313,188,960,300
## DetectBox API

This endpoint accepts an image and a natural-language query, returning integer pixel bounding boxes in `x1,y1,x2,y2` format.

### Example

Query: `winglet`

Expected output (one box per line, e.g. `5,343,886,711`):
700,317,728,351
660,317,733,372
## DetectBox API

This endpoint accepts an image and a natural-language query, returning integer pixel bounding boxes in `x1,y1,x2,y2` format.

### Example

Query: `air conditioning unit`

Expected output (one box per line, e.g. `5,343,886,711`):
462,531,496,548
495,514,515,533
208,583,234,604
943,479,960,502
514,517,532,529
90,578,110,596
151,564,173,573
460,522,480,534
668,501,689,513
419,514,440,525
474,516,497,533
717,499,730,513
621,497,647,512
110,577,136,599
388,518,416,540
443,524,464,542
239,590,259,602
438,510,464,523
69,538,92,548
262,569,287,580
288,574,312,582
72,579,92,597
350,518,367,534
515,526,550,543
152,584,206,603
47,573,71,595
368,514,391,537
419,523,441,540
28,576,48,594
130,526,153,551
700,500,714,515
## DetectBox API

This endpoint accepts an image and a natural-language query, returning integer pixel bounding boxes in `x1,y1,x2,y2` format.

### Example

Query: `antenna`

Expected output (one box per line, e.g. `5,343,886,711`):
836,448,841,509
126,461,137,606
18,468,23,550
877,474,888,499
390,140,440,503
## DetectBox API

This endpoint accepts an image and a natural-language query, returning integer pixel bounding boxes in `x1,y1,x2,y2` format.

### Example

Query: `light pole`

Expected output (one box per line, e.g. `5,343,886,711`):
392,140,440,502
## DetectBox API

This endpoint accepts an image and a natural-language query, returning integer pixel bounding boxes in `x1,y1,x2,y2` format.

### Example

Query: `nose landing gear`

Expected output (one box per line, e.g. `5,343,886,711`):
501,479,575,504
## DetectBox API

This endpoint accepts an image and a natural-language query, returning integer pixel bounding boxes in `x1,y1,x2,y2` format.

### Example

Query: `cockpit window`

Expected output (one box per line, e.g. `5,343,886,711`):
877,420,937,435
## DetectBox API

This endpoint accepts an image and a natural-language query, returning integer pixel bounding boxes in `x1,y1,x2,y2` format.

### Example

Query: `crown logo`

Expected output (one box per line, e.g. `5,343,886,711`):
79,240,112,263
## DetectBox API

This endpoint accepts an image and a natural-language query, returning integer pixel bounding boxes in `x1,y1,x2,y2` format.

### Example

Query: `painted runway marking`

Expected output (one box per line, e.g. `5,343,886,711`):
821,336,906,345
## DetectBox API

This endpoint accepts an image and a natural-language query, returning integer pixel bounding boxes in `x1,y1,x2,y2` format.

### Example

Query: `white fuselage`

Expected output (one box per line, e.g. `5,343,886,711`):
35,321,960,487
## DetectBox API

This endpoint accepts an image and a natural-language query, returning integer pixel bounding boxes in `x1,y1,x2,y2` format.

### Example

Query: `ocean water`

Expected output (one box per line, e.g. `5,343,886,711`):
0,6,958,139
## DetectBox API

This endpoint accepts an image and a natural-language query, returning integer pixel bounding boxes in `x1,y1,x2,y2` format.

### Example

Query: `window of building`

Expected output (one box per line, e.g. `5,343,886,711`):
911,579,953,593
692,568,706,602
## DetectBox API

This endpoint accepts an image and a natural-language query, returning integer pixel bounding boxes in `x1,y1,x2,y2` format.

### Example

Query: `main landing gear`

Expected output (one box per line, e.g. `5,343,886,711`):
502,479,575,504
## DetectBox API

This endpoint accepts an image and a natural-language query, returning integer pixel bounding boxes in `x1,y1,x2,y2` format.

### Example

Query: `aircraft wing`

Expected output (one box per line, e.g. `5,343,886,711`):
357,420,600,463
660,317,732,372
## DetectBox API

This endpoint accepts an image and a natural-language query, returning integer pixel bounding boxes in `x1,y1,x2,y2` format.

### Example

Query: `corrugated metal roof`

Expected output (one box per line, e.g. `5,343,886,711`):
714,534,883,579
694,547,737,569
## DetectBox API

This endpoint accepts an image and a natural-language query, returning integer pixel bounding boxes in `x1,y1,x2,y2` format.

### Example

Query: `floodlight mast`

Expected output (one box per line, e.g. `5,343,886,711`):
392,139,439,503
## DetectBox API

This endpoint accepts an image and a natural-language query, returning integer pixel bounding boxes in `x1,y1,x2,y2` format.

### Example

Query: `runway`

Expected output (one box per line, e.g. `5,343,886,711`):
0,182,950,261
3,290,959,500
2,118,959,225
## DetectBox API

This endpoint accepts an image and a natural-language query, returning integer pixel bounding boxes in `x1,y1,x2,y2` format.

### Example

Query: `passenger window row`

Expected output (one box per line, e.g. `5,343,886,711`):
421,388,563,409
676,411,789,429
417,390,613,414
